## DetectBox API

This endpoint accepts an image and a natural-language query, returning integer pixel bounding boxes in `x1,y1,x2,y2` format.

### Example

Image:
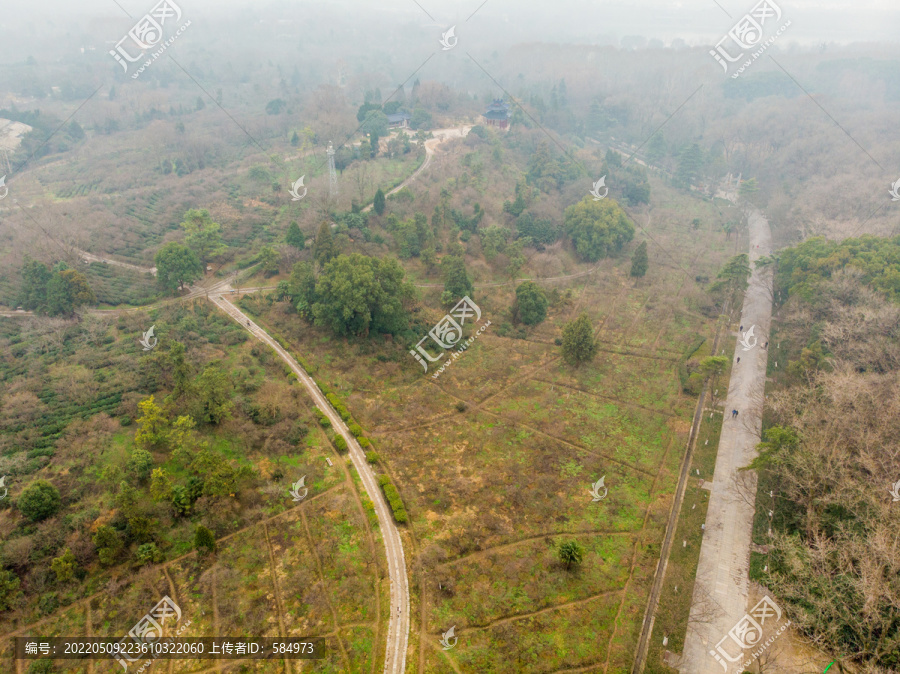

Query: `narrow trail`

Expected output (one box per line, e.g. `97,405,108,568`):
473,590,624,631
437,529,636,568
532,377,680,419
263,521,294,674
431,640,465,674
77,250,157,276
361,127,472,213
298,508,351,672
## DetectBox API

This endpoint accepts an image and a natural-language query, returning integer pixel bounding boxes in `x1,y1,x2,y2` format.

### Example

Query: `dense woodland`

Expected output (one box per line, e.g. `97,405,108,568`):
750,240,900,671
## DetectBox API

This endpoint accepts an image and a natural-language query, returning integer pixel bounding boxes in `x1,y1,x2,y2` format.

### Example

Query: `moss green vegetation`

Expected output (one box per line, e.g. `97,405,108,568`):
775,234,900,304
564,196,635,262
0,302,382,670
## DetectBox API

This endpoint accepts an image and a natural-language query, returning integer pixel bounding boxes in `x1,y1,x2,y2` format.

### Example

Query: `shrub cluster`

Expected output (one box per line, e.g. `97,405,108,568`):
331,434,348,453
314,408,331,428
326,393,352,422
377,475,408,523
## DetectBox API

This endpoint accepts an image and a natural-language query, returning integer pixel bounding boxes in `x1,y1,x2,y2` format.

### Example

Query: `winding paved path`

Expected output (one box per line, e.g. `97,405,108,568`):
208,292,410,674
679,205,774,673
362,126,471,213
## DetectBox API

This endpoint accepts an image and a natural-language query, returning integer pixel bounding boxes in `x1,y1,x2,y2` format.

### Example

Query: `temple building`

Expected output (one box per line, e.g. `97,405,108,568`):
482,99,511,129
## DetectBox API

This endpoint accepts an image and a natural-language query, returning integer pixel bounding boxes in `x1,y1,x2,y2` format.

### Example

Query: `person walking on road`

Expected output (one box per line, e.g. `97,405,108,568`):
732,409,738,419
737,357,740,363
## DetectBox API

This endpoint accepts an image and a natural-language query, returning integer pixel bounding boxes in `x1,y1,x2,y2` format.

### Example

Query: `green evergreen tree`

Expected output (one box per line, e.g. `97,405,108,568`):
68,120,85,140
441,255,474,302
171,486,192,516
313,221,337,266
134,396,169,451
180,209,225,263
0,570,22,611
710,254,752,308
194,525,217,554
193,362,232,425
561,314,596,367
155,242,203,293
739,177,759,200
699,356,729,386
646,133,667,163
604,148,622,167
630,241,648,277
115,482,140,520
288,261,317,317
46,269,95,316
127,449,154,482
19,259,52,311
92,525,124,566
168,342,193,400
558,540,584,570
514,281,548,325
676,143,704,187
373,188,386,216
150,468,173,502
286,221,305,249
17,480,61,521
563,196,635,263
362,110,389,137
51,548,78,583
312,254,412,337
136,543,164,565
258,245,279,277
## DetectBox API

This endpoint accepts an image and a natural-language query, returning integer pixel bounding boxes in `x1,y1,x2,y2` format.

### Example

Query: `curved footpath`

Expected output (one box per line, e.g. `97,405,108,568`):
209,292,409,674
362,126,471,213
679,206,773,673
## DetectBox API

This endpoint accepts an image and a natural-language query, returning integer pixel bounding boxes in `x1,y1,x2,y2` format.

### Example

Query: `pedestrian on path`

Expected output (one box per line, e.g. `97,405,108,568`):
737,357,740,363
732,409,738,418
740,325,743,331
764,341,768,349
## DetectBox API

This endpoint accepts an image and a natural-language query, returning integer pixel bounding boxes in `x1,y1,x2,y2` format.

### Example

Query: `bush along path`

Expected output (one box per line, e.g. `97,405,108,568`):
208,292,410,674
